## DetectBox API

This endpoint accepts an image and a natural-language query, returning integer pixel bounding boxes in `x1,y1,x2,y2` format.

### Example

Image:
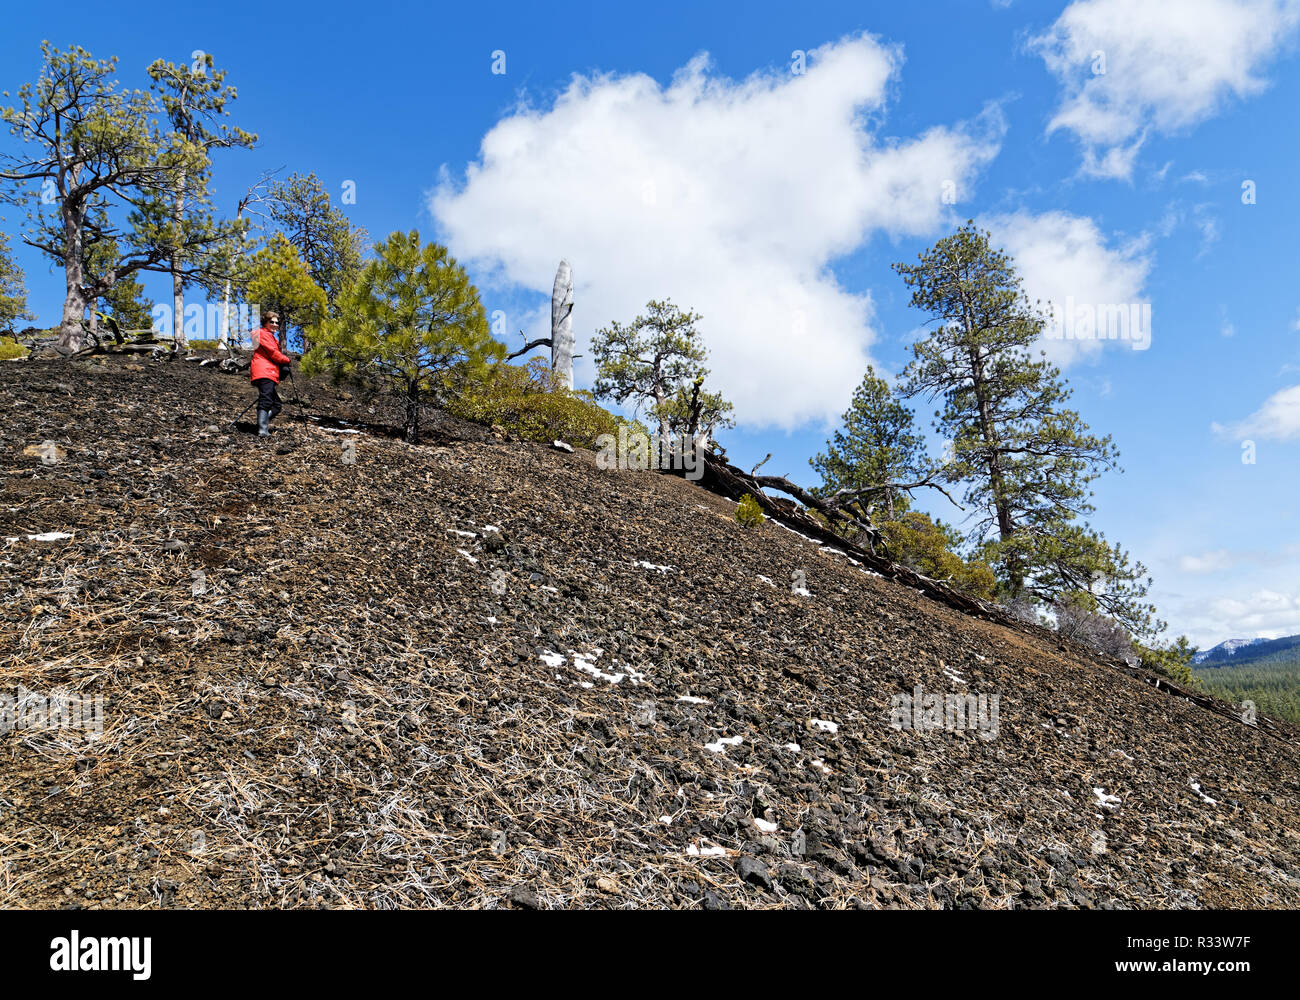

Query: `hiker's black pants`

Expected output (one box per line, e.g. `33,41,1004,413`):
253,378,282,419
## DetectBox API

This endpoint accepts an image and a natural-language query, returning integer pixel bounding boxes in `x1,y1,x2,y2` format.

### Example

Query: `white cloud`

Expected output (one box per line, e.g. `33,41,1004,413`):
1179,549,1236,573
1220,305,1235,338
1162,543,1300,645
429,34,1003,429
1030,0,1300,179
1217,384,1300,440
982,210,1153,365
1193,204,1221,257
1200,590,1300,639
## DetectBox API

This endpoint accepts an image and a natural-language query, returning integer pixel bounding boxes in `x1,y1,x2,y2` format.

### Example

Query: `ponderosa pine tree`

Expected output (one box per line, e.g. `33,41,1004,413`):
0,44,250,353
592,299,733,451
811,366,930,520
246,234,327,351
809,365,990,591
268,172,368,307
148,54,256,351
303,230,502,443
896,222,1160,638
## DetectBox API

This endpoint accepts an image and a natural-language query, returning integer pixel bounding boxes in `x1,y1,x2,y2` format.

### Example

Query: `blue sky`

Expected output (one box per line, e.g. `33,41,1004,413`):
3,0,1299,647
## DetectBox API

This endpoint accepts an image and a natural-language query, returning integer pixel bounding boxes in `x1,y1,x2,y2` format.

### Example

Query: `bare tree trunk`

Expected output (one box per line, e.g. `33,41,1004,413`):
171,167,187,352
172,267,185,351
219,279,231,350
405,379,420,444
551,259,574,390
55,203,88,354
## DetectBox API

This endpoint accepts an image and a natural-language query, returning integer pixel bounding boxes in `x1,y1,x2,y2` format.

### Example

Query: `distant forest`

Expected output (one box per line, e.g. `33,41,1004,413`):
1195,642,1300,724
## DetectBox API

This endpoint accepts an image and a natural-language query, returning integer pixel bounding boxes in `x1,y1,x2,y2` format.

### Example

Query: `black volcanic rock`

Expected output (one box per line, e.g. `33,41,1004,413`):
0,356,1297,909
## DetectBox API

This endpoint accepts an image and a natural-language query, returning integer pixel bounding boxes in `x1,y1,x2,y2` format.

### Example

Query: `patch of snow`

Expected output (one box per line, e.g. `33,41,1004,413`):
660,815,673,825
809,719,839,734
686,842,728,858
321,427,361,435
811,758,832,774
456,548,478,564
571,650,626,685
705,735,743,753
635,561,675,573
447,529,476,538
757,575,775,587
942,667,967,686
782,742,801,752
752,817,778,834
769,520,822,548
1093,788,1121,810
7,532,73,543
555,648,644,686
1190,781,1218,806
483,525,501,533
676,695,710,704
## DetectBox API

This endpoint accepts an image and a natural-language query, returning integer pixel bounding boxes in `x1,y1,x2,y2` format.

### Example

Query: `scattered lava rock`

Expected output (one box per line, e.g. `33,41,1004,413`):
0,355,1297,910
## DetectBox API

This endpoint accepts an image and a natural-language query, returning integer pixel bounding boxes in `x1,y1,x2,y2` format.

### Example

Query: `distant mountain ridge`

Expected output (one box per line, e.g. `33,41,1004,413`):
1194,633,1300,667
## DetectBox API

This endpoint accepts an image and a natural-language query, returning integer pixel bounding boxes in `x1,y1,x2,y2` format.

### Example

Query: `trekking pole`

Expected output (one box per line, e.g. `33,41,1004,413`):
287,366,301,403
232,398,258,425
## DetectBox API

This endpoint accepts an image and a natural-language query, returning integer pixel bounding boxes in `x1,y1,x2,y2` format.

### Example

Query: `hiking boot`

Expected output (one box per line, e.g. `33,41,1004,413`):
257,409,271,437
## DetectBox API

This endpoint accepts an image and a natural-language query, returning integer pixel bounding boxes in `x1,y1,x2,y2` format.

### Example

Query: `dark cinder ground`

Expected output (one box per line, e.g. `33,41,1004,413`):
2,354,1299,909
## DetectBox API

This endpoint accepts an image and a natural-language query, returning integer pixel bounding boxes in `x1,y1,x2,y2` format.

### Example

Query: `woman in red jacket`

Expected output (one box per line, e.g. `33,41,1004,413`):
250,313,293,437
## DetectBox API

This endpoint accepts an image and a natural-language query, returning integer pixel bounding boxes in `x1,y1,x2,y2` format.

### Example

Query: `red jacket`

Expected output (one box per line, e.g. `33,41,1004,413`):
250,327,292,383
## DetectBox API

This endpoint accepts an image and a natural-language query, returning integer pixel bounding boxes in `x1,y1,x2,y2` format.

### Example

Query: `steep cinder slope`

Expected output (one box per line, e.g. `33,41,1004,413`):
2,357,1299,909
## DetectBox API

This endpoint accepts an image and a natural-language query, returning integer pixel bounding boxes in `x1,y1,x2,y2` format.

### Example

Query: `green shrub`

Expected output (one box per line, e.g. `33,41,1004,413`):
736,493,765,528
880,510,997,600
0,336,29,360
1135,636,1200,688
446,356,630,449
